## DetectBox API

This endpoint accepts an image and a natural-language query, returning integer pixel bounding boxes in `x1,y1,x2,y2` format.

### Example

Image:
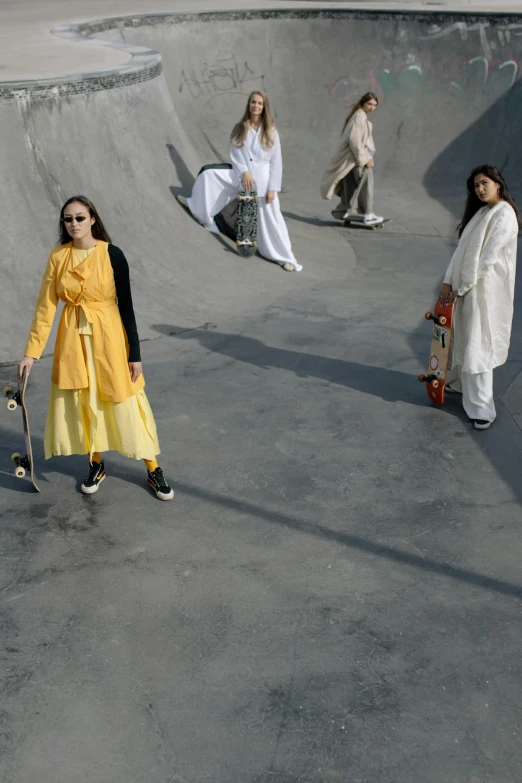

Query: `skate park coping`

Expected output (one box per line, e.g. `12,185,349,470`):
1,1,522,83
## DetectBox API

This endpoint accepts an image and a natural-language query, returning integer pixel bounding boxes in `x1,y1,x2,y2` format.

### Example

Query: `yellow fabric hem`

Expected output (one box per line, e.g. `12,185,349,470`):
44,332,160,462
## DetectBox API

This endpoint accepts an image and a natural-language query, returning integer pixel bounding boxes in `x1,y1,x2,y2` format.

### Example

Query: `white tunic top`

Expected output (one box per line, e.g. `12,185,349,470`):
229,125,283,198
444,200,518,373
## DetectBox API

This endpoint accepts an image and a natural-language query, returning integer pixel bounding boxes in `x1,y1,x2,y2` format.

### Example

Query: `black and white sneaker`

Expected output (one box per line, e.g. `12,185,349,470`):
473,419,493,430
81,460,106,494
147,467,174,501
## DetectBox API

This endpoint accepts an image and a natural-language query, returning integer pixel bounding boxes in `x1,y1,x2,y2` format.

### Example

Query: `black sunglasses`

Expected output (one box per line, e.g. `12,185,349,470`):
62,214,89,224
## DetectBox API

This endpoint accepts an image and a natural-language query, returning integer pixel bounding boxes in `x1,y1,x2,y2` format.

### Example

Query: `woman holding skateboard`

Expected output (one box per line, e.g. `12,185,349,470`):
17,196,174,499
439,164,520,429
177,91,302,272
320,92,384,227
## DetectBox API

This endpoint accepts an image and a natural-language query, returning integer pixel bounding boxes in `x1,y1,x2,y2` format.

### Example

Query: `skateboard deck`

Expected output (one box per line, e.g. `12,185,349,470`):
3,368,40,491
236,185,258,258
418,300,455,406
343,217,392,231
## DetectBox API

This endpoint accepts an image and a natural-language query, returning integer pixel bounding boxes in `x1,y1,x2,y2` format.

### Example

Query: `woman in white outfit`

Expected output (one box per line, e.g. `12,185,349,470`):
320,92,383,226
440,164,520,429
178,91,302,272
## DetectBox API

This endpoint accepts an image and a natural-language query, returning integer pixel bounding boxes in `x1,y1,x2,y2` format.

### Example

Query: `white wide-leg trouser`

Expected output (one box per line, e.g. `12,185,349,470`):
446,365,496,422
187,168,302,271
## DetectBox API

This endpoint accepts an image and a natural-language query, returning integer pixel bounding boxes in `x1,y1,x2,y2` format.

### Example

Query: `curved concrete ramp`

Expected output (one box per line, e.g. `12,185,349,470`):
3,9,522,362
1,9,522,783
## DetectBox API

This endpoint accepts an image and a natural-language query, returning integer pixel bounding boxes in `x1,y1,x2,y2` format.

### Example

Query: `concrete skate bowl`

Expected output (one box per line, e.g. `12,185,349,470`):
2,8,522,363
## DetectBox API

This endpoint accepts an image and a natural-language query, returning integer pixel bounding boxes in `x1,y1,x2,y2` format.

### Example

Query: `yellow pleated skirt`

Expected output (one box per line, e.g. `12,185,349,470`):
44,333,160,461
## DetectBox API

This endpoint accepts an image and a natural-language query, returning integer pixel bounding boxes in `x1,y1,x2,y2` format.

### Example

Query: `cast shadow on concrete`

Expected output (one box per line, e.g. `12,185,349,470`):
175,480,522,600
0,426,151,495
167,142,195,197
153,325,522,507
3,420,521,599
168,185,237,257
424,82,522,218
282,210,340,229
151,323,461,411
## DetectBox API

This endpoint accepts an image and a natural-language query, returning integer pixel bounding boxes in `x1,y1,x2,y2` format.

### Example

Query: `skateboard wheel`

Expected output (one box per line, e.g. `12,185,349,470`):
431,379,440,389
15,466,26,479
425,312,433,320
438,316,447,326
418,374,427,382
11,452,21,462
3,385,13,396
6,398,18,411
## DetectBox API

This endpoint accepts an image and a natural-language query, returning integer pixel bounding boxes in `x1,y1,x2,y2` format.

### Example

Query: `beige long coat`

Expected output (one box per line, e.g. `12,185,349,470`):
320,109,373,200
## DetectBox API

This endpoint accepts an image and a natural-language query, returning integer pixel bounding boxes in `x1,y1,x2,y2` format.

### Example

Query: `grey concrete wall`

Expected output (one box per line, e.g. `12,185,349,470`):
2,9,522,363
114,11,522,195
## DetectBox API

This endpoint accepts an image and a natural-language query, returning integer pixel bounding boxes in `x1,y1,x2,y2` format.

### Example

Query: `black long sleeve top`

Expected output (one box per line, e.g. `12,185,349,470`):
108,244,141,363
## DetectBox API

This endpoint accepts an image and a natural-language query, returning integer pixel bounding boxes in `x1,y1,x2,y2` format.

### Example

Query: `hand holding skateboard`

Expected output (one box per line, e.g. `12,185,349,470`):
3,366,40,491
439,283,459,307
18,355,34,383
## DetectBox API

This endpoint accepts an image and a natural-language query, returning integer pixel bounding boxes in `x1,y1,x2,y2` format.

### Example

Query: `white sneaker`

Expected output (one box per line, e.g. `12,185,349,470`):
473,419,493,430
282,263,295,272
176,195,188,208
363,213,384,225
445,383,462,394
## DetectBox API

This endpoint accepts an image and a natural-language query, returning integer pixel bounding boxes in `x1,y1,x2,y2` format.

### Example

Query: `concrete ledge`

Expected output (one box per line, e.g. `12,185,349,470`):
3,6,522,99
0,4,522,100
0,20,162,100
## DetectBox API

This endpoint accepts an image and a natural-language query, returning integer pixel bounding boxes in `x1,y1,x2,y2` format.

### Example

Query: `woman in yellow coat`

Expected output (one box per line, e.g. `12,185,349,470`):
18,195,174,500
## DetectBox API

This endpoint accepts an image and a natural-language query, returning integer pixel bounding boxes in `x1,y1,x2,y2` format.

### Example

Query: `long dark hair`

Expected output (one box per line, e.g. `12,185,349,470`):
58,195,112,246
342,91,379,134
457,164,522,238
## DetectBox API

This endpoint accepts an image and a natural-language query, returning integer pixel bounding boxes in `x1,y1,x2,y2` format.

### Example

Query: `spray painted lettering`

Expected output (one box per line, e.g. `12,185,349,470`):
179,53,265,101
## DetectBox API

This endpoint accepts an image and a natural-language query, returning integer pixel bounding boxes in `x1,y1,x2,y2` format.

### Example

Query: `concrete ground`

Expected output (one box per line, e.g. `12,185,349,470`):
1,4,522,783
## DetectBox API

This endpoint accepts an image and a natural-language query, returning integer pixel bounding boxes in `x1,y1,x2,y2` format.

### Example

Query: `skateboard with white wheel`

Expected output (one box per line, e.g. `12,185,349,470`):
343,217,392,231
236,185,258,258
418,300,455,406
3,368,40,491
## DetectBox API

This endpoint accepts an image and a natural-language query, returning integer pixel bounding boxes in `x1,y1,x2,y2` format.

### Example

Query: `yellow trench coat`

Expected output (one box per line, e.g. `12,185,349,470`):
25,241,145,403
320,109,373,201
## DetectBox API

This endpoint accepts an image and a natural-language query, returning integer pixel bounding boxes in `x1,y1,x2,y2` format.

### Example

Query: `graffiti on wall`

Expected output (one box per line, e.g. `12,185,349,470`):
179,52,265,102
330,27,521,109
421,20,522,59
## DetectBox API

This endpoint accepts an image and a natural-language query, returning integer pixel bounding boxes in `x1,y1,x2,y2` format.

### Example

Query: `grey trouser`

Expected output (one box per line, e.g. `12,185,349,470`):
331,166,374,220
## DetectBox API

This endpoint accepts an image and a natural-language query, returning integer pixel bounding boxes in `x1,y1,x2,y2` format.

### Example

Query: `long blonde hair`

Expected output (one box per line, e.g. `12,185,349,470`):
230,91,276,150
342,91,379,134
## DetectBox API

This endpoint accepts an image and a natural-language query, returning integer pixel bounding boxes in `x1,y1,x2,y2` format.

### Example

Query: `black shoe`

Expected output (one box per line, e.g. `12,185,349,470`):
473,419,493,430
147,467,174,501
81,460,106,494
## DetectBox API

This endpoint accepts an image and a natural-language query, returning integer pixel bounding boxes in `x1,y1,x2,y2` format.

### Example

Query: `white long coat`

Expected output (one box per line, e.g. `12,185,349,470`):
229,125,283,197
185,124,302,270
320,109,373,200
444,200,518,373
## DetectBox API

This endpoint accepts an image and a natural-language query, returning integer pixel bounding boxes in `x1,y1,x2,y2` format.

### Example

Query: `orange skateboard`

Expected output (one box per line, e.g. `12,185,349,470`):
418,301,455,406
3,368,40,491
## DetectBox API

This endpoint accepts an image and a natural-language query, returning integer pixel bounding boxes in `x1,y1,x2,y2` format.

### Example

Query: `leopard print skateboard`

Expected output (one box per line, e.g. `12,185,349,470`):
236,185,258,258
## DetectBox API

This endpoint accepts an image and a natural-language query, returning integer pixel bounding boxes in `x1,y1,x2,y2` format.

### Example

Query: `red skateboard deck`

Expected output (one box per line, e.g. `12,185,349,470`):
418,300,455,406
3,368,40,491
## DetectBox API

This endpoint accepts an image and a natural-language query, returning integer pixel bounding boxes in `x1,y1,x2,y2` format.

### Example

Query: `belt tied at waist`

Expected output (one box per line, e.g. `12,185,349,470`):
64,297,117,333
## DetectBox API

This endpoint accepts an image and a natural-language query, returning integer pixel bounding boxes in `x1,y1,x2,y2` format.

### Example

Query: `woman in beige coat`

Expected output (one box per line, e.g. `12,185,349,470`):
320,92,383,226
